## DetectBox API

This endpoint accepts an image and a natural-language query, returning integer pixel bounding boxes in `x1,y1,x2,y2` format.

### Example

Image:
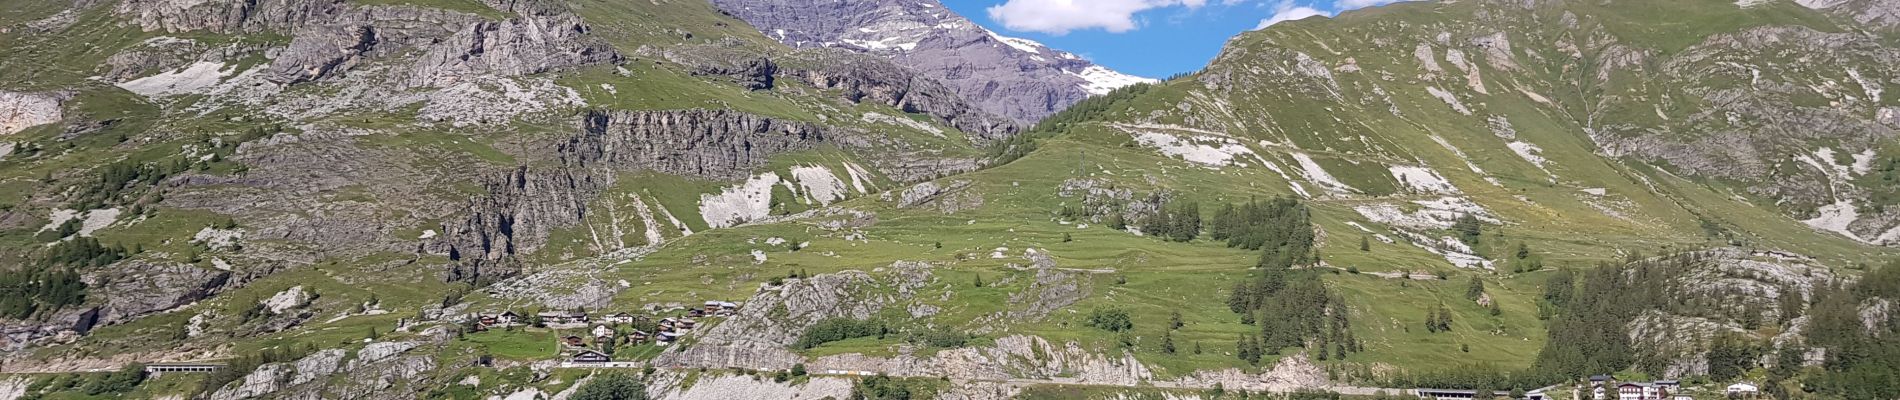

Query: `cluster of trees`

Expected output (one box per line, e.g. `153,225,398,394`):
0,237,117,319
11,364,147,399
793,318,888,349
66,129,268,210
1525,252,1900,398
985,83,1155,165
905,327,969,349
1085,308,1133,332
1452,214,1483,247
1209,197,1315,270
1507,243,1544,273
1228,269,1353,364
571,372,648,400
1530,253,1691,380
1865,154,1899,211
848,374,928,400
42,237,127,268
1139,198,1202,242
1422,304,1455,333
1214,197,1348,364
1803,260,1900,400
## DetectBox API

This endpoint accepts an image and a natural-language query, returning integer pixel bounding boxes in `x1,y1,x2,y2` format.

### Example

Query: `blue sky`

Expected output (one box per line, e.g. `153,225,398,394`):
938,0,1393,78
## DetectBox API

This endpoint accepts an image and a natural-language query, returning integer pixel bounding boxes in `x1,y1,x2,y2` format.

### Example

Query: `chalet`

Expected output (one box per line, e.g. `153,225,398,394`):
678,318,697,330
628,330,650,343
657,331,682,344
602,312,635,324
687,308,706,318
591,325,615,338
595,334,615,346
497,311,521,325
1610,380,1685,400
1727,383,1759,397
570,350,611,364
539,311,588,325
562,335,587,347
705,301,738,316
477,314,498,326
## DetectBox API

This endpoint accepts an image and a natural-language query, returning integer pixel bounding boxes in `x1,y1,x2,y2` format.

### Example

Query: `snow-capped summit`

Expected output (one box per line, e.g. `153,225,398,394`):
710,0,1155,122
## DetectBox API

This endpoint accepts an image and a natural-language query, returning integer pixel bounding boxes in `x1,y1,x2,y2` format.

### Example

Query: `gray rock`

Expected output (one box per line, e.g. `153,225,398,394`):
568,109,828,180
709,0,1154,122
268,24,380,84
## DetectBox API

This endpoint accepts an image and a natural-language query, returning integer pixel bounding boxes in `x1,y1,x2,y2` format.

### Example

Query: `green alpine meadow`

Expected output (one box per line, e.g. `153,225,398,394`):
0,0,1895,399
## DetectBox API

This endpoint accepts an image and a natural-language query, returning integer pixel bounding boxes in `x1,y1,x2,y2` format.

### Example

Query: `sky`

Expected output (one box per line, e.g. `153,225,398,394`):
936,0,1405,78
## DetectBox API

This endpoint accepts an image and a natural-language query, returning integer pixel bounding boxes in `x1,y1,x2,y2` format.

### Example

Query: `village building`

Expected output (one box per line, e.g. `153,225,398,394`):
704,301,738,316
591,325,615,338
539,311,588,325
658,331,682,344
1583,377,1685,400
602,312,635,324
628,330,650,344
497,311,521,325
562,335,586,347
570,350,611,364
678,318,697,330
1726,383,1759,398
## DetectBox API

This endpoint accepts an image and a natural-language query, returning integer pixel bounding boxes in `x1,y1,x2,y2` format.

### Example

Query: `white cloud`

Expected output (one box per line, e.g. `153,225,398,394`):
1254,1,1332,29
987,0,1210,35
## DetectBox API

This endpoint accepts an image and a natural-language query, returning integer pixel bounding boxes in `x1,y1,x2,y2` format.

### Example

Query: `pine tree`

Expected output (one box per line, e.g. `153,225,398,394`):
1466,276,1486,301
1359,236,1370,252
1162,331,1176,354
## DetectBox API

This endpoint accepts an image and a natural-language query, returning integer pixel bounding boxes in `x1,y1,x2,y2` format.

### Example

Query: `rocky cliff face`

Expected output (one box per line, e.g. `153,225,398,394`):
568,109,828,180
709,0,1154,123
0,91,62,136
1619,249,1836,377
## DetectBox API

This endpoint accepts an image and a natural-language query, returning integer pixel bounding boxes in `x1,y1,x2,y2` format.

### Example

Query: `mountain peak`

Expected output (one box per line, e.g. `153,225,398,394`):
710,0,1154,122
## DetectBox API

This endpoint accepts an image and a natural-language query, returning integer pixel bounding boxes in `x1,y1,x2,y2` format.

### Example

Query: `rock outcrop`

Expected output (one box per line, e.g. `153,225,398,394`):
780,50,1020,143
568,109,828,179
0,91,62,135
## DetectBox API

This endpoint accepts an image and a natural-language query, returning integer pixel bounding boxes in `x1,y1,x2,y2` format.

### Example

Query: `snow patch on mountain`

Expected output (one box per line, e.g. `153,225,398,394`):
1389,165,1460,194
1507,141,1551,172
118,61,235,98
700,172,782,229
843,162,875,193
39,208,120,237
1426,86,1471,115
1291,153,1356,194
986,29,1044,54
842,37,918,51
861,112,944,137
1354,197,1494,231
1430,135,1502,187
1068,65,1155,96
1129,129,1258,167
1803,200,1864,242
791,165,848,205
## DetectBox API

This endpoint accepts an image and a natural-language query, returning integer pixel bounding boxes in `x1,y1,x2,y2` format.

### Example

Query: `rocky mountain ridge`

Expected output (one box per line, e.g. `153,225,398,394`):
709,0,1156,122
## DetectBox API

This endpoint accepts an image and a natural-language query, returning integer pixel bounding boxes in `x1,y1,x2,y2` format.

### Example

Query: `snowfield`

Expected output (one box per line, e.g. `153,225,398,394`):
1389,165,1460,194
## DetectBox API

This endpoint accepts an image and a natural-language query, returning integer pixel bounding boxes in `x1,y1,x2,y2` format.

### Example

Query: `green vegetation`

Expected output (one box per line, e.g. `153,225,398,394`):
570,372,649,400
987,83,1155,165
1085,308,1134,332
793,318,886,349
1804,261,1900,400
